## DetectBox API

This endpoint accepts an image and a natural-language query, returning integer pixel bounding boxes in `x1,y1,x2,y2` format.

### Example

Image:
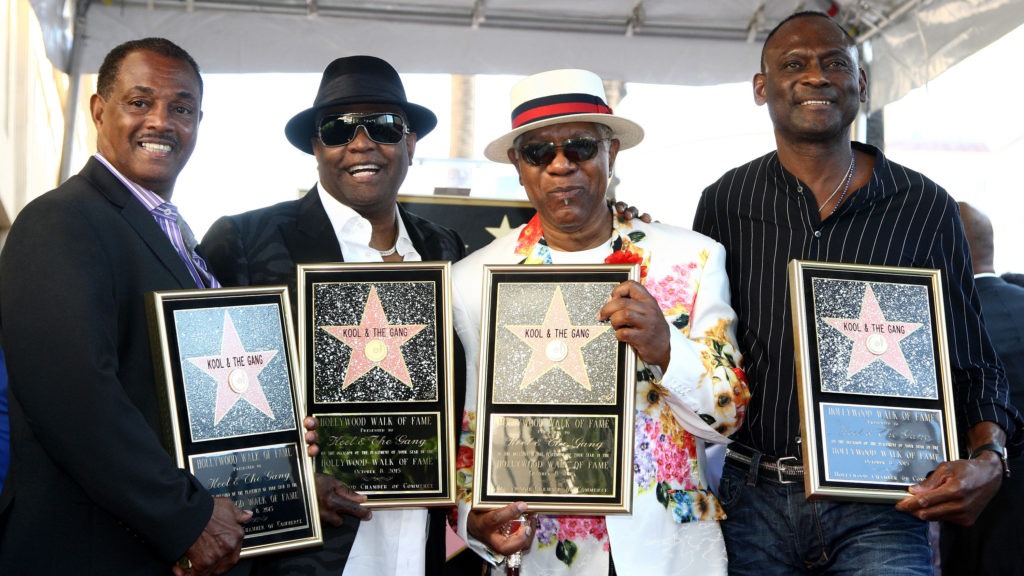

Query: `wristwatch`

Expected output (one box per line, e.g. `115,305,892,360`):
969,443,1010,478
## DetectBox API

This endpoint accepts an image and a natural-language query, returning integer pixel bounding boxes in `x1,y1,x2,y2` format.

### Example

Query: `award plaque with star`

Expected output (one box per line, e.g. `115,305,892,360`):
789,260,960,503
146,287,321,556
297,262,456,507
473,264,639,514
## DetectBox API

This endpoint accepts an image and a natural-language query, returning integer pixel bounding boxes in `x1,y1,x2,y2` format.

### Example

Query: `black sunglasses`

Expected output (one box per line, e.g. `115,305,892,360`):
317,112,410,147
516,137,607,167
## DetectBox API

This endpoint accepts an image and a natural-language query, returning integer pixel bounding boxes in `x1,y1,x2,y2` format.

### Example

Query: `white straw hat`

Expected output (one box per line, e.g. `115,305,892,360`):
484,69,644,163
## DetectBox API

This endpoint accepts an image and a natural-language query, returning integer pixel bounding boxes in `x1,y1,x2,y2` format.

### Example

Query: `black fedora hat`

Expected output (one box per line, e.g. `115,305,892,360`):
285,55,437,154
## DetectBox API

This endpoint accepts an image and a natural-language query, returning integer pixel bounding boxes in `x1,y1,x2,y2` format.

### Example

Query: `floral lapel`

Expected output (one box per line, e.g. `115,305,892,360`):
513,211,651,282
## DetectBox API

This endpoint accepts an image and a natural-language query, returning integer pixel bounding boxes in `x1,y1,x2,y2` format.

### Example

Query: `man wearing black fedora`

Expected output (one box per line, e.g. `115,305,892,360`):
201,55,467,576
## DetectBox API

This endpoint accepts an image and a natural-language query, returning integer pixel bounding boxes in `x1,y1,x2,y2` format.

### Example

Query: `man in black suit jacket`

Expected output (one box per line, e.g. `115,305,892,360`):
941,202,1024,575
201,56,469,576
0,39,248,575
203,192,463,320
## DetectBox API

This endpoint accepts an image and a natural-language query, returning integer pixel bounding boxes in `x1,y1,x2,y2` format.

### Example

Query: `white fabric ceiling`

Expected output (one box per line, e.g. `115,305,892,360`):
29,0,1024,112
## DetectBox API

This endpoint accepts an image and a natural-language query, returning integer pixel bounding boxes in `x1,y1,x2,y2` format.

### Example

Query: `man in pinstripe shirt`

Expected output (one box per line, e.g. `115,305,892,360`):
693,11,1021,575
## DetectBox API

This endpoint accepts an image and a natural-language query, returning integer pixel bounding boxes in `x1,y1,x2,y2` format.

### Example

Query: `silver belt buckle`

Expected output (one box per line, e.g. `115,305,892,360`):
775,456,801,484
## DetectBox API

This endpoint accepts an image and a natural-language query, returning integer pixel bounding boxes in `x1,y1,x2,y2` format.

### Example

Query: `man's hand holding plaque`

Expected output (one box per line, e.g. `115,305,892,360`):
896,420,1007,525
315,474,373,526
598,280,671,372
301,417,374,527
174,498,252,576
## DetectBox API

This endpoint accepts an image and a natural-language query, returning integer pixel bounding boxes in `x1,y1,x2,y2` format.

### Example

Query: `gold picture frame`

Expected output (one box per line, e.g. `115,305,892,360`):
297,262,456,508
789,260,959,502
146,286,321,557
473,264,638,514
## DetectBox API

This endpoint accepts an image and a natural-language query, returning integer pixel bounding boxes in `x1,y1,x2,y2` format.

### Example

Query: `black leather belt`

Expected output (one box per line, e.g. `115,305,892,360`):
726,443,804,485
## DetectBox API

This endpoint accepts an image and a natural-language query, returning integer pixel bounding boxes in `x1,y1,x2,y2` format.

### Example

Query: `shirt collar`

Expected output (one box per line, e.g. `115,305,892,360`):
771,142,890,208
513,207,650,280
93,153,170,215
316,183,416,257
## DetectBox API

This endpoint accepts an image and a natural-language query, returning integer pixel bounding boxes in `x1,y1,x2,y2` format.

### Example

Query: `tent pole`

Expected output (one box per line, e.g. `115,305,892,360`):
859,52,885,150
58,1,91,184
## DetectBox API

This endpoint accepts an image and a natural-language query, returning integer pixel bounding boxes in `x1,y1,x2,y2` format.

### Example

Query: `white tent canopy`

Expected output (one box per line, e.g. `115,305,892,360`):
30,0,1024,113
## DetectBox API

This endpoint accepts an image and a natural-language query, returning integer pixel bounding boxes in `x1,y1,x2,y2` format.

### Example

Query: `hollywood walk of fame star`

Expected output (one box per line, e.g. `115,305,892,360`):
321,285,427,389
823,285,923,382
486,215,514,239
187,312,278,425
505,285,611,390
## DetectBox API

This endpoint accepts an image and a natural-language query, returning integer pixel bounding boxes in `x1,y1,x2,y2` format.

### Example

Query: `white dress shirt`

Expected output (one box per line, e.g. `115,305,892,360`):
317,183,430,576
318,184,421,263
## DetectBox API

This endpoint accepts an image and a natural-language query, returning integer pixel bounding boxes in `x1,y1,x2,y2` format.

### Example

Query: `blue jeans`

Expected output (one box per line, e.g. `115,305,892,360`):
718,461,932,575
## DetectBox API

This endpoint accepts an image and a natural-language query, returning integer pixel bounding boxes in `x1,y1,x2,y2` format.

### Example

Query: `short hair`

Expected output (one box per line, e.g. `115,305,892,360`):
760,11,857,72
97,38,203,99
958,202,996,270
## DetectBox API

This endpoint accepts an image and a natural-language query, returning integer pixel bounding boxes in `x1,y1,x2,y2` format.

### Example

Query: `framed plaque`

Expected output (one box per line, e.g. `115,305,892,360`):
146,287,321,557
473,265,638,514
789,260,959,502
297,263,455,508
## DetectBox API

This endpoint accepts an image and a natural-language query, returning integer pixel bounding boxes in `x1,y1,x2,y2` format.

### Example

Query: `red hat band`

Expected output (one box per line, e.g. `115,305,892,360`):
510,93,613,130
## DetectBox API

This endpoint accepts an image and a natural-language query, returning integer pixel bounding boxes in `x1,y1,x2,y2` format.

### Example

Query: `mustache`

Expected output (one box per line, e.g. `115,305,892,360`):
138,132,179,147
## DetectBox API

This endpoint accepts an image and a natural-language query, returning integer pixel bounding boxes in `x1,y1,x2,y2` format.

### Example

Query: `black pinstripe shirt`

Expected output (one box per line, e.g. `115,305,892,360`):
693,142,1021,458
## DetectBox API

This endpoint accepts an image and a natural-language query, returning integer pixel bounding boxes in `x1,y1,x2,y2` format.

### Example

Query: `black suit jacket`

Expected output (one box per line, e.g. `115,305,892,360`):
1002,272,1024,289
942,274,1024,575
0,158,214,574
976,276,1024,403
201,187,467,576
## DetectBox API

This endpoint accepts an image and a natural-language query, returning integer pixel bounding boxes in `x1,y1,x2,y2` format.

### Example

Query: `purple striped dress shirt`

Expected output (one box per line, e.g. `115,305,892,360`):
94,153,220,289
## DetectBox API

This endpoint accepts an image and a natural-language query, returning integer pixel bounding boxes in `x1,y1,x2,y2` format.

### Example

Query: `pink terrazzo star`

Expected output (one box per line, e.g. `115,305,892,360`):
321,285,427,389
187,312,277,425
505,285,610,391
823,285,923,382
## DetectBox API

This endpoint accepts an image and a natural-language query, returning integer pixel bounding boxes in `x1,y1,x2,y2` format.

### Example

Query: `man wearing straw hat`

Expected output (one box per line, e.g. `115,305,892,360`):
451,68,750,575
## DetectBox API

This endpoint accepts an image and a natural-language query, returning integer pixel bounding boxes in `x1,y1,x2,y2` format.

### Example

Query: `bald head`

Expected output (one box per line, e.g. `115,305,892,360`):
958,202,995,274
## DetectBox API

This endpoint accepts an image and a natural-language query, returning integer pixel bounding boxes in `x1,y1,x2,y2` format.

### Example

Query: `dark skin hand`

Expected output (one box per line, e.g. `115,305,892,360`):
895,421,1006,525
173,497,252,576
302,416,373,525
316,473,373,526
304,416,320,457
598,280,671,371
467,502,533,556
613,201,652,224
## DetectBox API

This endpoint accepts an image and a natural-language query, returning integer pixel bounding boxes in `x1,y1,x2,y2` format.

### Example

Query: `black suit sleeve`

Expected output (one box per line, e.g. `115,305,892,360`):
202,215,251,288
